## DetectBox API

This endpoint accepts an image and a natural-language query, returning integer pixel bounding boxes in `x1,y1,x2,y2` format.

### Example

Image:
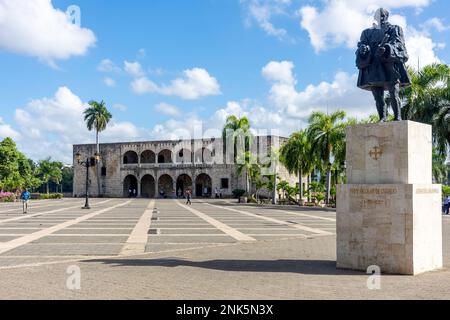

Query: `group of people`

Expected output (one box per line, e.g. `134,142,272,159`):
128,188,138,198
214,187,223,199
443,196,450,215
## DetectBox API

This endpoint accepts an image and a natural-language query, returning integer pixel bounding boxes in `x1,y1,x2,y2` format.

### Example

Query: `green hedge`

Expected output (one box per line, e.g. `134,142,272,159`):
39,193,63,200
443,186,450,197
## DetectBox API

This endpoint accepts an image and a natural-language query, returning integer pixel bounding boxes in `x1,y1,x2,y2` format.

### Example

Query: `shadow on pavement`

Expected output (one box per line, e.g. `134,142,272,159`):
85,258,363,275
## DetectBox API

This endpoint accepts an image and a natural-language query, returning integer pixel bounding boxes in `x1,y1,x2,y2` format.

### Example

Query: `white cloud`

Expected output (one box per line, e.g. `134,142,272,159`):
137,48,146,58
11,87,148,162
262,60,373,120
97,59,121,73
298,1,441,70
421,17,450,33
0,0,96,64
407,28,441,68
112,104,127,112
262,61,296,85
103,77,116,87
131,77,159,94
131,68,221,100
149,61,377,141
241,0,292,40
0,117,21,140
154,103,182,117
124,61,145,77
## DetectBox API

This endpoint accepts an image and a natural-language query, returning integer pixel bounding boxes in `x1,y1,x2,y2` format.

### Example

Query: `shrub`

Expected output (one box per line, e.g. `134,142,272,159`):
0,191,15,203
39,193,63,200
443,185,450,197
232,189,246,199
247,196,257,204
315,192,326,204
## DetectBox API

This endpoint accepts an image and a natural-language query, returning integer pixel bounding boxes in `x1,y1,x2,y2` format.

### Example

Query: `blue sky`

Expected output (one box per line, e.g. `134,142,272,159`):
0,0,449,163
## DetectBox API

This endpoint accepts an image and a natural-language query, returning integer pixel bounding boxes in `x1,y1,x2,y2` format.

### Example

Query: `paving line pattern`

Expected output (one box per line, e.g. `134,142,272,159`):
0,200,132,255
120,200,155,255
204,202,333,236
175,201,256,241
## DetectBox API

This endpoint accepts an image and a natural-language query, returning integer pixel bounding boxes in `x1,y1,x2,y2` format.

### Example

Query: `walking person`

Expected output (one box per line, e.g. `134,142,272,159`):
14,189,21,203
186,189,192,205
444,195,450,215
20,188,31,214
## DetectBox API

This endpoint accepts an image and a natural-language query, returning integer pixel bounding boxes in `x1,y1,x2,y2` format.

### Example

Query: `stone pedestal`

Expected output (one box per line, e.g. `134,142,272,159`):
337,121,442,275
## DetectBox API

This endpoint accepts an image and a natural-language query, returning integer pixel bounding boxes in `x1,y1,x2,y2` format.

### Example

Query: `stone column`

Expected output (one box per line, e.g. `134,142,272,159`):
137,180,141,198
192,174,196,199
155,172,159,198
173,180,177,199
337,121,442,275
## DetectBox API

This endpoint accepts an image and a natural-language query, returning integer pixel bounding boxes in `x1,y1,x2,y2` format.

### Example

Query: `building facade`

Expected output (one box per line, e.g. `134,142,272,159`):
73,136,299,199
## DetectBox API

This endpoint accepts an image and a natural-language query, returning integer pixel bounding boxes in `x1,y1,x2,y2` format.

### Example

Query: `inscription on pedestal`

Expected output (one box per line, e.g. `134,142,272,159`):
350,187,398,195
368,146,383,160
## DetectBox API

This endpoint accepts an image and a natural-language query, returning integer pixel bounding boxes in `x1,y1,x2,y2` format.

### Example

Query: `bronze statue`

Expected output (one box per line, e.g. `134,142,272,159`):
356,8,411,122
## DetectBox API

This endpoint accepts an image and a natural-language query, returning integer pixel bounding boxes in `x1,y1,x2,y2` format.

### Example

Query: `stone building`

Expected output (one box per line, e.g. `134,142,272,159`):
73,135,300,199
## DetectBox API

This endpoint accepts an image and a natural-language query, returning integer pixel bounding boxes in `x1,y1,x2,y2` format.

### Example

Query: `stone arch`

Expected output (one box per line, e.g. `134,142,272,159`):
141,174,156,198
195,173,212,197
176,174,192,197
123,151,138,164
158,149,173,164
175,148,192,164
195,147,213,164
141,150,156,164
158,174,174,198
123,175,138,197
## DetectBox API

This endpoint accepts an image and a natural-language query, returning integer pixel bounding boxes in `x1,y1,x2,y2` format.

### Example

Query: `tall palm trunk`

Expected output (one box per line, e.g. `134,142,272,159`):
298,169,303,202
272,174,277,205
96,130,102,197
46,182,49,195
325,145,331,205
246,170,250,196
307,174,311,202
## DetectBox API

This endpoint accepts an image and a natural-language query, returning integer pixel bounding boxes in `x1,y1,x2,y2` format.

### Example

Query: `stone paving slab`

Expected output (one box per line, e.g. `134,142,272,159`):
33,236,129,244
2,244,123,256
145,243,226,253
147,235,236,243
54,229,133,235
160,229,226,235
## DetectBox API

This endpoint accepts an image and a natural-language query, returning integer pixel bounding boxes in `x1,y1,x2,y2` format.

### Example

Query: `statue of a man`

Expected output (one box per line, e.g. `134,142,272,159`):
356,8,411,122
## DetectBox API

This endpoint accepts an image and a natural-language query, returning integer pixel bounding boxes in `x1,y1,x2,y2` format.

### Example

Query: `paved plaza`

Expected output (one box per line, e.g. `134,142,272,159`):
0,198,449,299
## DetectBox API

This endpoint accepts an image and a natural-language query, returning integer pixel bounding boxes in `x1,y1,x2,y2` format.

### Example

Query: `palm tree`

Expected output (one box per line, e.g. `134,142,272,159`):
51,161,64,193
277,180,290,200
253,176,267,203
280,130,313,202
433,101,450,155
402,63,450,155
402,64,449,122
236,151,259,196
307,110,347,204
83,100,112,197
222,115,252,162
37,159,61,194
432,148,448,184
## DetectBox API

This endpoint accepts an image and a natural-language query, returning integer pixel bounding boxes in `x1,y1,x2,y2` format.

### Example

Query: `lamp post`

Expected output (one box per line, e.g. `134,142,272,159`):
76,151,100,210
326,162,332,205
